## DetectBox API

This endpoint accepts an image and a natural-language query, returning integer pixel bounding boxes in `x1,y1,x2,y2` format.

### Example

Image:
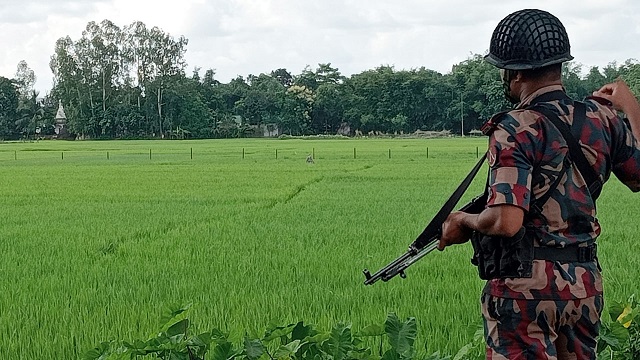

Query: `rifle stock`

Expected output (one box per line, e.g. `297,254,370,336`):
362,193,487,285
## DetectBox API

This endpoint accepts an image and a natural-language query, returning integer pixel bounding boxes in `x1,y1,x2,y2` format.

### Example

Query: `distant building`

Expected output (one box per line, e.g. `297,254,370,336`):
54,100,69,139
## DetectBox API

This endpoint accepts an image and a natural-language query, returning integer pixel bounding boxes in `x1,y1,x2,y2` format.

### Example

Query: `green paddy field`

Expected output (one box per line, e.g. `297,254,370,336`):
0,138,637,359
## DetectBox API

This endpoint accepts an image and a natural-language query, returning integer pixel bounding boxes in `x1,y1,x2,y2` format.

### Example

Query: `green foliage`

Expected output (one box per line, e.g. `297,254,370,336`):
597,294,640,359
0,76,19,139
85,300,640,360
84,310,461,360
42,18,640,140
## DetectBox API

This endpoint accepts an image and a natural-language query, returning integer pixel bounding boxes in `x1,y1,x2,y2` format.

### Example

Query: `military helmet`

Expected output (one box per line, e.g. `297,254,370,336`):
485,9,573,70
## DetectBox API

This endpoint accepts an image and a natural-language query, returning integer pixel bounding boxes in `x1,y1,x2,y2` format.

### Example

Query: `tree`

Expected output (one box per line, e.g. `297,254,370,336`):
312,83,345,134
281,85,314,135
271,68,293,88
0,77,19,139
14,60,36,98
447,54,509,134
145,26,189,137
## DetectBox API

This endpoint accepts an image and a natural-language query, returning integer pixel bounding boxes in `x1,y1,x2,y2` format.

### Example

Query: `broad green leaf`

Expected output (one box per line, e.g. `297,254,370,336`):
381,349,399,360
452,343,473,360
82,342,112,360
211,329,229,343
292,321,314,341
263,323,296,342
243,336,264,360
358,324,385,337
160,303,192,328
598,321,629,351
608,300,626,320
304,332,331,344
167,319,189,338
274,339,302,358
210,340,236,360
384,314,417,359
168,352,189,360
609,321,630,345
187,332,212,347
324,323,353,360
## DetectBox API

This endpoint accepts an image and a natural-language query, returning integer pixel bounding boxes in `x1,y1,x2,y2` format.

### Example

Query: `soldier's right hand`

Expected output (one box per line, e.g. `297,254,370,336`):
593,80,640,115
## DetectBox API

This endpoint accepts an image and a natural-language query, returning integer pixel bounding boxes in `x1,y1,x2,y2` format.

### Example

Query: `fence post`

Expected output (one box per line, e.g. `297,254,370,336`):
242,148,245,159
388,149,391,159
275,149,278,159
312,147,315,159
353,147,357,159
191,147,193,160
62,152,64,160
476,146,479,158
107,151,110,160
427,147,429,159
14,150,16,160
149,149,152,160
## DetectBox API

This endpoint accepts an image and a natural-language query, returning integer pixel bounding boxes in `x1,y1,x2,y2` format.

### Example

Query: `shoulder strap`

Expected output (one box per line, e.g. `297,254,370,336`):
411,154,486,248
530,103,603,200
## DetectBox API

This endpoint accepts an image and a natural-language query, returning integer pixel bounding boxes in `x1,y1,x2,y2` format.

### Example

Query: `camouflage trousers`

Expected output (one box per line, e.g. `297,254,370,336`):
481,293,603,360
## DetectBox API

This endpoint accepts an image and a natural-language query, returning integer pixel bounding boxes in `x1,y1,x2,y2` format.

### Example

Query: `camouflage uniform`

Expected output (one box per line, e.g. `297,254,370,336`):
481,84,640,359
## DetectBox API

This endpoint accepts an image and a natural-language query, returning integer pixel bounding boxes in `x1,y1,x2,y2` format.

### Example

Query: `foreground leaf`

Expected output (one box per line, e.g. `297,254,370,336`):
243,336,264,360
324,323,353,360
263,323,296,342
274,339,302,358
83,342,112,360
167,319,189,338
384,314,416,359
160,303,192,328
358,324,385,337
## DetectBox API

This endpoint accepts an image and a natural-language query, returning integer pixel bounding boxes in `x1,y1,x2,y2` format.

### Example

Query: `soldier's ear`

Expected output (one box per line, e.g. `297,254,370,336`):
513,71,525,84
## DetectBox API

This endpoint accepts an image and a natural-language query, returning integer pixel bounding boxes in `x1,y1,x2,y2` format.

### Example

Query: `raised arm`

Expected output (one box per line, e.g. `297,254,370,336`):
593,80,640,140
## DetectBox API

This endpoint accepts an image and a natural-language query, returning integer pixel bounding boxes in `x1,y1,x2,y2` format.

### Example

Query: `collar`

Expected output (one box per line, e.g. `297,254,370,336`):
516,85,566,109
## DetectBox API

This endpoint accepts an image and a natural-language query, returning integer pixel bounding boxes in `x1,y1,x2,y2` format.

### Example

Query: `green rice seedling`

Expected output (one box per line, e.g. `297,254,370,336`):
0,138,636,359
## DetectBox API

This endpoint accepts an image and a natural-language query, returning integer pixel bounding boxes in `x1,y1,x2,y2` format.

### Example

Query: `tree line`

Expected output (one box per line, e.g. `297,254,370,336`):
1,19,639,140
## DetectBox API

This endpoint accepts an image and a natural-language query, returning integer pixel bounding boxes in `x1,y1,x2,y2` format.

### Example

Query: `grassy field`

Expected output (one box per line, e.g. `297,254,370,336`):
0,138,638,359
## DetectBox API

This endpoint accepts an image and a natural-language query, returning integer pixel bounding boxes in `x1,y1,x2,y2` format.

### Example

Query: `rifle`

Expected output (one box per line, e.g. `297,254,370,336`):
363,154,488,286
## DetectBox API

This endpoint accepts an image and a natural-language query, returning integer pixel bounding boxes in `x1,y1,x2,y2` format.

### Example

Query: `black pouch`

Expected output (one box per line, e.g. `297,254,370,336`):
470,227,533,280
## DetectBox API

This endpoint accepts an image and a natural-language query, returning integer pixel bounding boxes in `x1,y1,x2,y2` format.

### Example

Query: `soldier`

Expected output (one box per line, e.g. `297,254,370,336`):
437,9,640,360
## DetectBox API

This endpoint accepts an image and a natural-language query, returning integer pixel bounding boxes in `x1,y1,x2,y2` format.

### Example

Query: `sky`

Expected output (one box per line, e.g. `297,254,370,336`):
1,0,639,95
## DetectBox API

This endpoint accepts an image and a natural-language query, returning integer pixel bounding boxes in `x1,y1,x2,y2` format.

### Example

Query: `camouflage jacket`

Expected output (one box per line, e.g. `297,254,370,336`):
482,85,640,300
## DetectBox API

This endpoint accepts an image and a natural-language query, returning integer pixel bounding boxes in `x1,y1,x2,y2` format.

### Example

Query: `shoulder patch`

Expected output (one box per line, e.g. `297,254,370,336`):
481,111,509,135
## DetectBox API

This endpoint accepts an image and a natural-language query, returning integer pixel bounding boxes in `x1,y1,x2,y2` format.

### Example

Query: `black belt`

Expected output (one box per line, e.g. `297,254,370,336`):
533,244,597,263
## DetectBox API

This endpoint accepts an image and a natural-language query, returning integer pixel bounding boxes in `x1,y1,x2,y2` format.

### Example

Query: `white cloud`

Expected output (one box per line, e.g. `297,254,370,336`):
1,0,639,95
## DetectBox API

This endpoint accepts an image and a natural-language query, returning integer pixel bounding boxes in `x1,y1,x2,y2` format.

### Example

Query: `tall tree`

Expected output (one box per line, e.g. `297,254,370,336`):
0,77,19,139
145,26,188,137
14,60,36,98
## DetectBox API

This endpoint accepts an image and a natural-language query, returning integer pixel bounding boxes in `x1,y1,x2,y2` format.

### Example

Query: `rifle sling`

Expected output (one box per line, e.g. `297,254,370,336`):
412,153,486,249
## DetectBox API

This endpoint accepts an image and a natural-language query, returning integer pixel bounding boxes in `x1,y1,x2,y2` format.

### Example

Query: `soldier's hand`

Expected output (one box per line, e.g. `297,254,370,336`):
593,80,640,114
438,211,474,251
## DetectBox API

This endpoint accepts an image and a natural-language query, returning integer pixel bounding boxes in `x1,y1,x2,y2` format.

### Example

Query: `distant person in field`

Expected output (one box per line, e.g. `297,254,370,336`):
437,9,640,360
306,154,314,164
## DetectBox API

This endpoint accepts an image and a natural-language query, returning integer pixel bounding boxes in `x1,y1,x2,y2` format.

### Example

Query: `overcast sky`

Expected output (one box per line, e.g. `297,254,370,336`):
1,0,639,94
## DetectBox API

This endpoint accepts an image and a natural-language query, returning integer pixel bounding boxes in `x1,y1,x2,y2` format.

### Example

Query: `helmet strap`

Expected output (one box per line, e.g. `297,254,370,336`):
500,69,520,104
